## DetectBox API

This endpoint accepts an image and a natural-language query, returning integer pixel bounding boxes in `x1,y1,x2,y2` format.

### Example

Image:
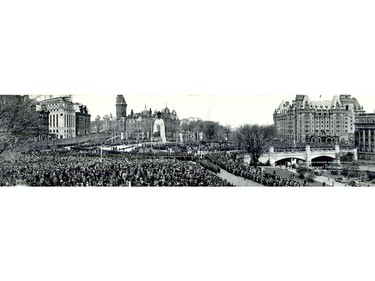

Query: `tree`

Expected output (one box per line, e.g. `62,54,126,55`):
223,125,232,141
342,161,365,179
179,118,232,144
180,118,204,142
202,121,221,142
340,152,354,164
0,95,42,154
180,119,189,132
94,115,101,133
235,124,277,167
215,124,233,148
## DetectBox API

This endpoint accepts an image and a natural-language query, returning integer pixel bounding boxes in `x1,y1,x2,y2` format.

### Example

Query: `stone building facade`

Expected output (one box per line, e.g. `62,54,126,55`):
39,96,90,139
73,103,91,136
273,95,364,144
125,106,180,141
39,96,76,139
354,113,375,160
91,96,180,142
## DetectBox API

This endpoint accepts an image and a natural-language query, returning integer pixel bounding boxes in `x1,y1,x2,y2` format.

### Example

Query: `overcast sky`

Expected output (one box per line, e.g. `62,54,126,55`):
67,93,374,128
1,1,375,128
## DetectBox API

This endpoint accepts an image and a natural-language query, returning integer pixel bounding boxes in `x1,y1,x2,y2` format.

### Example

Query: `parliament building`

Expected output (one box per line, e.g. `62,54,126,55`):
115,95,180,141
273,95,364,144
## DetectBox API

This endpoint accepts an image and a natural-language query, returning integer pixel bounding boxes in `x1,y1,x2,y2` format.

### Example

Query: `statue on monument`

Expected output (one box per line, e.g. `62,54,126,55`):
153,111,167,143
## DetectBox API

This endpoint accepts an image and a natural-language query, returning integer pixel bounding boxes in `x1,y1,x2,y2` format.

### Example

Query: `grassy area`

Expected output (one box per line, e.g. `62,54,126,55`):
264,167,324,186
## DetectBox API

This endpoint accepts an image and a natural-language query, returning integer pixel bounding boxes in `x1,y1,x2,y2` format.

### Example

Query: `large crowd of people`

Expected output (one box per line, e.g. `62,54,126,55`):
205,153,302,186
0,143,317,186
0,152,233,187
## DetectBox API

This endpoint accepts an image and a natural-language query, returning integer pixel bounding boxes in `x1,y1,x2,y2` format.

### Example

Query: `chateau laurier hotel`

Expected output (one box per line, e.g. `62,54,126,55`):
273,95,364,144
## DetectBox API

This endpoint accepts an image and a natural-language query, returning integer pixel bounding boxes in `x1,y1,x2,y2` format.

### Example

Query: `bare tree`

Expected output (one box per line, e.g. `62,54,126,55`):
235,124,277,167
180,119,233,145
0,95,42,154
180,118,204,142
219,124,233,144
202,121,221,142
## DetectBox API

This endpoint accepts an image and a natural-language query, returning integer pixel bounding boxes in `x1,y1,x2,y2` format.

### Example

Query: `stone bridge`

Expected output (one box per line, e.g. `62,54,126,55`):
267,145,357,166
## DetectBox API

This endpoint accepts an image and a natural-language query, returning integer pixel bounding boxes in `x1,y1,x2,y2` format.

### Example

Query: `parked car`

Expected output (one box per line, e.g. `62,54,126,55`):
314,170,323,176
335,177,348,183
348,180,360,187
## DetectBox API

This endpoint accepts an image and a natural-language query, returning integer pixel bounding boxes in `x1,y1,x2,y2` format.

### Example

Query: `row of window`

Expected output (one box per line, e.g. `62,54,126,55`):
299,124,350,128
49,129,75,133
357,118,375,123
49,113,75,128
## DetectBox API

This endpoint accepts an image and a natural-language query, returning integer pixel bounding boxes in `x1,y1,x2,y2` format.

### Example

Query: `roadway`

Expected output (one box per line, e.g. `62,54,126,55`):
218,168,263,186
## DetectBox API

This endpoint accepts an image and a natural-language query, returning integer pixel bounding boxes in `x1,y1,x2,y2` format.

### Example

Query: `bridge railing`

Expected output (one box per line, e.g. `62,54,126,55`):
273,144,356,153
273,148,305,153
310,147,336,152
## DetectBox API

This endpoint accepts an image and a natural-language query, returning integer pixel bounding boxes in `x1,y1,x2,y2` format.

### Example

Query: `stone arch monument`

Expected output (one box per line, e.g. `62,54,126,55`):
153,111,167,143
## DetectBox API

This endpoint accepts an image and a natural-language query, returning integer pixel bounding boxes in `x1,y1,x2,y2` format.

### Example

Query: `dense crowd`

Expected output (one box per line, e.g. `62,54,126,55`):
205,153,302,186
0,153,233,187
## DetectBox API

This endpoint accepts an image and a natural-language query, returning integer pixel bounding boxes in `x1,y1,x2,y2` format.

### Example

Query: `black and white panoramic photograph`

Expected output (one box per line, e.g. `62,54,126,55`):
1,0,375,281
1,93,375,187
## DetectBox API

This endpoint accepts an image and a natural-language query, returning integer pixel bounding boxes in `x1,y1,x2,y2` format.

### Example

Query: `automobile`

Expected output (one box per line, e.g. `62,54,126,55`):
361,175,369,182
335,177,348,183
314,170,324,176
348,180,360,187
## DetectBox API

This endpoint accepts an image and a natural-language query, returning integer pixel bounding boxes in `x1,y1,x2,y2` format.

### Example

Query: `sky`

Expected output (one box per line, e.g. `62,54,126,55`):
0,0,375,126
63,94,286,127
2,1,375,279
1,0,375,128
66,93,375,128
32,92,375,128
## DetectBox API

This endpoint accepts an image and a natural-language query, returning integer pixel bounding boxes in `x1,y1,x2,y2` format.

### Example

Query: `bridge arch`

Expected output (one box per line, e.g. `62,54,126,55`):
268,145,357,167
274,156,306,165
310,155,335,167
